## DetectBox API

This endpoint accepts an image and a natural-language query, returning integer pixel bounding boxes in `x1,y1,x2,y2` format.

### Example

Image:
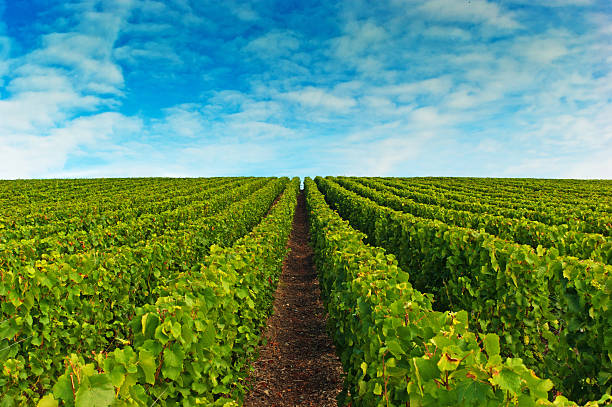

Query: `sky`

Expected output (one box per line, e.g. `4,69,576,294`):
0,0,611,179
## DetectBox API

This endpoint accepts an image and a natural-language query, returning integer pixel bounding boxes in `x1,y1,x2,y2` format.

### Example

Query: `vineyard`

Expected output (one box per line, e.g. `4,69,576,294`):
0,176,610,406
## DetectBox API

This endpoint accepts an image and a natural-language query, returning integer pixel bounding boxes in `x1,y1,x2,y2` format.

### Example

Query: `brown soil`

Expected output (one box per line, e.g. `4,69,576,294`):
243,191,344,407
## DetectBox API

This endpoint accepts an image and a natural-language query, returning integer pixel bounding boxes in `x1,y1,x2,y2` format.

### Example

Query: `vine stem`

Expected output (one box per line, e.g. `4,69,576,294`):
0,335,33,353
149,387,169,407
382,350,389,407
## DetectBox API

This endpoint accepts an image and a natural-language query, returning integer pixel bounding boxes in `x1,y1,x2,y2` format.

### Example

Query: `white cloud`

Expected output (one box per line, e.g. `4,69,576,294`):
503,149,612,179
152,105,206,139
422,25,473,41
224,121,297,141
179,142,277,175
0,113,142,179
207,91,287,123
333,20,389,60
0,90,102,133
525,106,612,150
444,84,505,109
243,31,300,57
283,87,357,111
376,77,453,100
409,106,446,125
360,95,396,110
151,94,298,145
229,3,258,21
0,27,127,134
114,42,183,66
566,151,612,179
134,0,205,27
507,0,594,6
123,22,174,35
476,138,503,153
224,101,283,122
7,66,73,93
343,106,453,145
331,131,431,175
516,36,569,64
28,33,123,87
0,0,140,179
49,112,142,146
405,0,521,29
0,0,133,134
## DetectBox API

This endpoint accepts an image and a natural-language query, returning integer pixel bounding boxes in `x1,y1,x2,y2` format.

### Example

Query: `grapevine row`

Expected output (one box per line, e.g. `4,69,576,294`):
305,177,610,406
1,178,268,265
371,177,611,236
0,178,288,404
316,176,611,402
38,177,300,407
335,177,611,264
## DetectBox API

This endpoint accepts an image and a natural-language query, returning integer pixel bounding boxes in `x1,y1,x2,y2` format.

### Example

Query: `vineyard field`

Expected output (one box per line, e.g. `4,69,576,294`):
0,177,610,406
312,176,611,406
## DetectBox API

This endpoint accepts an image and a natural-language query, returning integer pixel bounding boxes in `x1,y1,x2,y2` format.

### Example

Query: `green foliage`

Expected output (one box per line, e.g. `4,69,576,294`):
43,176,297,406
336,177,611,264
1,177,260,265
314,178,610,405
2,175,609,406
0,177,298,405
305,177,582,406
369,177,611,236
315,176,611,403
1,177,237,239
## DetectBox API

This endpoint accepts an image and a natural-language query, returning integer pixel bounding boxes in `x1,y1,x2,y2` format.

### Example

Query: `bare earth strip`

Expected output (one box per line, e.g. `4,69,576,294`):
243,191,344,407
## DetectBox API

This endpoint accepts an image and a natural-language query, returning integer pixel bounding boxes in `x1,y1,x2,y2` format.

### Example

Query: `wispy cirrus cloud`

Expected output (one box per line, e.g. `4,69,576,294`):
411,0,521,29
283,87,357,112
243,30,300,57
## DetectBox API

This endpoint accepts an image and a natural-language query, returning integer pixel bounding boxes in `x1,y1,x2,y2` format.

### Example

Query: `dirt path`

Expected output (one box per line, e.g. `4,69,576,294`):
243,191,344,407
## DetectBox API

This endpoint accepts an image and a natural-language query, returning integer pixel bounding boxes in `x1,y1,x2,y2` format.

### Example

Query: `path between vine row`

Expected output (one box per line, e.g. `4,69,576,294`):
244,191,344,406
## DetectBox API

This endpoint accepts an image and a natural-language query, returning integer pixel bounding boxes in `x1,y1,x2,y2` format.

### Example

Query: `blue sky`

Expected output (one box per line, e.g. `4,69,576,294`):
0,0,610,179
